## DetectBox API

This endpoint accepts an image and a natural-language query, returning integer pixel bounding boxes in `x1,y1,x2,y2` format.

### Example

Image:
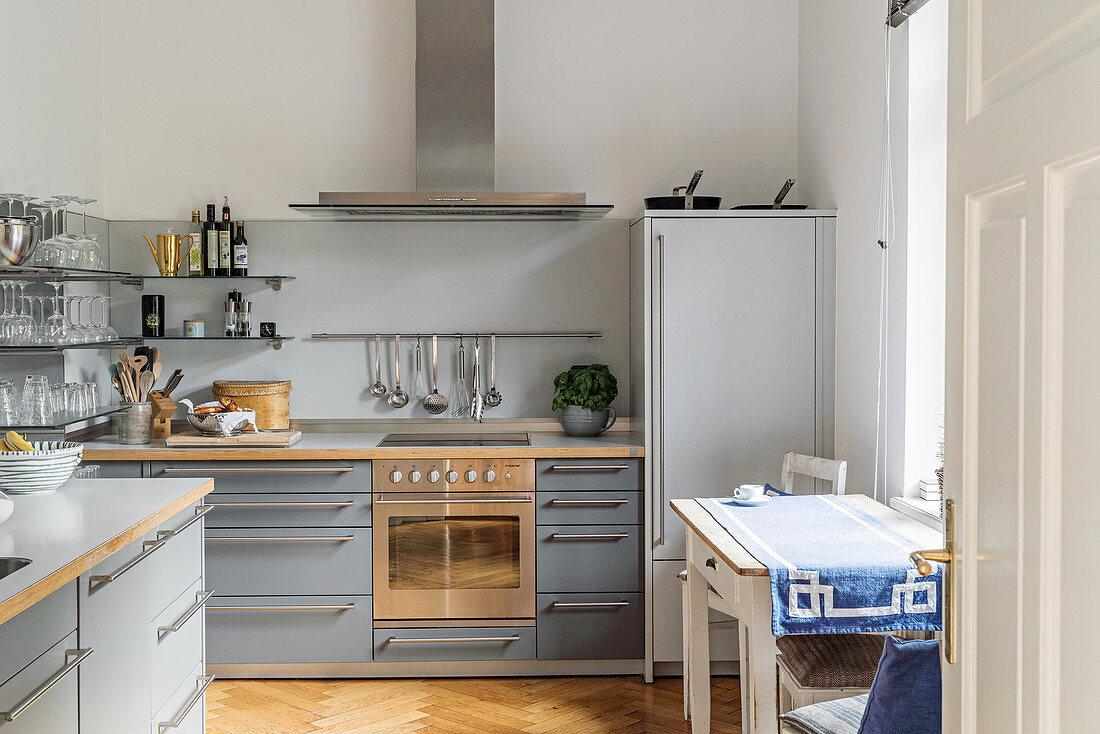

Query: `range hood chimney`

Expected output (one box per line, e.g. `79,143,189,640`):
290,0,611,221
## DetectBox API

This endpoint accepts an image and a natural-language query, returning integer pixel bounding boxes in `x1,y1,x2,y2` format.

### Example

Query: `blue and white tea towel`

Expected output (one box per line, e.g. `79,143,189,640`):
699,494,943,636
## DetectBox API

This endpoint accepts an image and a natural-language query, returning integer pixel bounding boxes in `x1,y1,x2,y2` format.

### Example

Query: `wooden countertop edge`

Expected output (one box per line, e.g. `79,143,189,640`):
83,446,645,461
670,498,768,577
0,479,215,627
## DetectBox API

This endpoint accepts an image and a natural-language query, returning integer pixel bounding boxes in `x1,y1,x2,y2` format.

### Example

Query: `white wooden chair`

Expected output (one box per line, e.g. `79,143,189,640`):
681,452,859,721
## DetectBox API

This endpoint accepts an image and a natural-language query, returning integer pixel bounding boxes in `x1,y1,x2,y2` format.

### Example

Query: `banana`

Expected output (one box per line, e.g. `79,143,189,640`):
4,432,34,452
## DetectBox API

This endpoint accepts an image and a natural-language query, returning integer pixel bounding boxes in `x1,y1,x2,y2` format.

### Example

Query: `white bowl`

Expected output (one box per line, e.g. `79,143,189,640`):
0,441,84,494
0,491,12,525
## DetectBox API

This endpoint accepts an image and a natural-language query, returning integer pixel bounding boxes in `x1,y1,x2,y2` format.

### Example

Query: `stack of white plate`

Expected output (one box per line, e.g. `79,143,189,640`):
0,441,84,494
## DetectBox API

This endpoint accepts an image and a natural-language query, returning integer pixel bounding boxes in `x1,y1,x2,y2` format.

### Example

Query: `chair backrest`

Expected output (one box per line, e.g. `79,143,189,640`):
780,452,847,495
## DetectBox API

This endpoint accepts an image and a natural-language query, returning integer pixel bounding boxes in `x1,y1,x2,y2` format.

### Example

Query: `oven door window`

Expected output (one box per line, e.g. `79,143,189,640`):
388,514,521,590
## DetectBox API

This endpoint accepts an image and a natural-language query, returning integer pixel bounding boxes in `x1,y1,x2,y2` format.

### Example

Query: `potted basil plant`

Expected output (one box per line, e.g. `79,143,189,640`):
552,364,618,437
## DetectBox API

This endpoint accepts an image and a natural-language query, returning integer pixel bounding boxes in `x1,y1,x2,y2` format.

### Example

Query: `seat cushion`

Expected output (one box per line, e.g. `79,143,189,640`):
780,694,868,734
857,636,940,734
777,634,886,689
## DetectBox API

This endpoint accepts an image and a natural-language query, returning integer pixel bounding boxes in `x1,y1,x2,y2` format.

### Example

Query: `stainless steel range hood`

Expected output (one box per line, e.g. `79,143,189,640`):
290,0,611,221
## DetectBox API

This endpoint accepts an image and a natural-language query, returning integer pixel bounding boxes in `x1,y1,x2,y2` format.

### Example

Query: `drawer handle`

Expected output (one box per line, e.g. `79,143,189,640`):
374,497,532,505
387,636,520,644
205,535,355,542
90,539,167,585
706,558,717,569
209,501,356,508
677,569,688,581
161,466,354,474
546,464,629,472
158,674,215,732
0,648,93,721
551,601,630,609
209,603,356,612
549,532,629,540
158,590,214,638
549,498,629,505
157,505,214,539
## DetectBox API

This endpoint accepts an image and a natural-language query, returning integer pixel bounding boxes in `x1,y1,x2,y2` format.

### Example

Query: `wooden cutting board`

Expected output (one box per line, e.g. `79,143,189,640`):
164,430,303,448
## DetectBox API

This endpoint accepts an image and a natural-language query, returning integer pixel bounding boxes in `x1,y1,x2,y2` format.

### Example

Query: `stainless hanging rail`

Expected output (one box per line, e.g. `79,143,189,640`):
311,331,602,340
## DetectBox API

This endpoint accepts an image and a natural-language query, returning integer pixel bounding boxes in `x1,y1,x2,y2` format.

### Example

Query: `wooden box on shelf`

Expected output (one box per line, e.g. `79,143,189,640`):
148,391,176,439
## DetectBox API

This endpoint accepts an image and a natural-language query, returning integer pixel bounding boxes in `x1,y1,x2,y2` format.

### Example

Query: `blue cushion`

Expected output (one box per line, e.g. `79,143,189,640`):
781,694,868,734
857,635,941,734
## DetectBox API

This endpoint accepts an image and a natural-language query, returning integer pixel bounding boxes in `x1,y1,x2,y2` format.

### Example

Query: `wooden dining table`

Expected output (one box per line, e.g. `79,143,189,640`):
671,495,942,734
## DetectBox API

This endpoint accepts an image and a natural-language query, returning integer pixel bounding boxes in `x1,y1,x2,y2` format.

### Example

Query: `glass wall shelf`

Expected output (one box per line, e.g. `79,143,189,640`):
0,338,143,354
133,275,295,291
1,405,128,431
138,335,294,350
0,265,142,286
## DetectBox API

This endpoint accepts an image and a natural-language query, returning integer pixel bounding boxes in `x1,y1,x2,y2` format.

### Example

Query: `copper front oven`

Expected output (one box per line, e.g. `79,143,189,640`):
371,458,535,621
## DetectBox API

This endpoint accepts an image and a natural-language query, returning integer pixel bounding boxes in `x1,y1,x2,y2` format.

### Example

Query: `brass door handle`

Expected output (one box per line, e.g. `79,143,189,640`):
910,498,955,664
910,548,951,576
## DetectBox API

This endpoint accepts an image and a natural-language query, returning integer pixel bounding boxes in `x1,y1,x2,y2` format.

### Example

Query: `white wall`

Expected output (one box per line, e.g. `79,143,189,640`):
0,1,105,211
798,1,911,498
96,0,799,220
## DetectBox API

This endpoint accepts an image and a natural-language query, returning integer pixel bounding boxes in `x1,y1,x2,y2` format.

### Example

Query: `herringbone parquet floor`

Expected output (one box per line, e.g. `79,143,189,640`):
206,676,743,733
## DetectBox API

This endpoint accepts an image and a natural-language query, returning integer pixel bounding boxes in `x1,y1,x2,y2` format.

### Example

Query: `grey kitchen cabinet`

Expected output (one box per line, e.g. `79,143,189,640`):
79,502,208,734
536,525,643,593
204,492,371,528
151,662,209,734
373,627,536,663
205,527,371,596
535,459,642,492
0,632,83,733
536,593,644,660
93,461,143,478
149,460,370,494
207,595,372,665
536,490,642,525
0,583,76,686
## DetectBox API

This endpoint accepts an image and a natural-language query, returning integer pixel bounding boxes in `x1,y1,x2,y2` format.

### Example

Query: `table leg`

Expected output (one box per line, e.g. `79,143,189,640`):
686,543,711,732
746,576,778,733
736,577,751,732
681,569,693,721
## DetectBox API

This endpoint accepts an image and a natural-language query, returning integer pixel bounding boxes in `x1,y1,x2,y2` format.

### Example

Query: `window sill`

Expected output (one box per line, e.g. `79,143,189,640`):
889,496,943,531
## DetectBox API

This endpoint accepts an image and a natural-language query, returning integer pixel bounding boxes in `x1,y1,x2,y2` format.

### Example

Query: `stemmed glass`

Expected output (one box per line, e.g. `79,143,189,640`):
25,295,48,346
52,196,83,269
66,296,90,343
0,281,15,344
31,200,66,268
44,282,69,344
96,296,118,340
11,283,34,344
0,193,22,217
72,198,101,270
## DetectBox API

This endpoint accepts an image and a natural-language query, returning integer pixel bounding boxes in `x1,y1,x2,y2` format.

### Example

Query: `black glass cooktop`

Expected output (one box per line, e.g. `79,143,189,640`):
377,432,531,447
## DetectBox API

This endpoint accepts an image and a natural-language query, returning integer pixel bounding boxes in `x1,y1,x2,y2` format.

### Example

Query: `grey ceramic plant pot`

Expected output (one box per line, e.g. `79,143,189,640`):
557,405,617,437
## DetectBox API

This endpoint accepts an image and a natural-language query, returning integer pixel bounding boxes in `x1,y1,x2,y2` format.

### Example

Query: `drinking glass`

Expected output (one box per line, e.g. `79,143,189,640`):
82,383,99,411
95,296,118,340
44,282,69,344
64,383,88,415
72,198,101,270
51,196,83,269
20,375,52,425
72,465,100,479
66,296,90,343
0,281,14,345
31,201,66,268
11,283,34,344
49,384,67,415
0,379,18,425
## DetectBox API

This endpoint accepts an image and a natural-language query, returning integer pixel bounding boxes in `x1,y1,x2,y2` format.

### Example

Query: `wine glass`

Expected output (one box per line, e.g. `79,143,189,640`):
14,194,37,217
73,198,100,270
96,296,118,340
52,196,83,269
31,201,65,268
66,296,90,343
0,193,22,217
11,283,34,344
44,282,69,344
0,281,14,345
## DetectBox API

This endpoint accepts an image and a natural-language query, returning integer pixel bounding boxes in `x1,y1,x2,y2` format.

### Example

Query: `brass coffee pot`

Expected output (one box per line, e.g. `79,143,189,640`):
143,231,194,277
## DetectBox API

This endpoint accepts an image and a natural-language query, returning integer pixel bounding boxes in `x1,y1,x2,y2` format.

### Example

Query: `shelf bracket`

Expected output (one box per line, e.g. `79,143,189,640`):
126,276,145,290
265,277,283,291
268,339,284,350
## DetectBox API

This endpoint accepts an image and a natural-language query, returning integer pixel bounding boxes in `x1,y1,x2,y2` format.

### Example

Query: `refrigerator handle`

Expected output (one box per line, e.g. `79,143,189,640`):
654,233,666,549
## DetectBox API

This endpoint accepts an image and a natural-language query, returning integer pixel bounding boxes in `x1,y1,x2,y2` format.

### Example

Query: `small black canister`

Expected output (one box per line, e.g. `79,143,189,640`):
141,294,165,337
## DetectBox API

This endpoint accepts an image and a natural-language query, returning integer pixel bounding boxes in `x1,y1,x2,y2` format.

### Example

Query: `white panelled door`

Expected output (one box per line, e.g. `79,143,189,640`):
944,1,1100,732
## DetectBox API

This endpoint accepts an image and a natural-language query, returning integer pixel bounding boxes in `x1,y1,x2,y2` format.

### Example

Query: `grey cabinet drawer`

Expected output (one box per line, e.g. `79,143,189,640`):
204,493,371,528
0,582,75,686
151,662,208,734
536,525,642,593
151,580,207,716
536,593,644,660
535,459,641,491
0,632,82,733
149,503,205,620
205,527,371,595
536,491,642,525
150,460,370,494
207,595,371,665
373,627,535,663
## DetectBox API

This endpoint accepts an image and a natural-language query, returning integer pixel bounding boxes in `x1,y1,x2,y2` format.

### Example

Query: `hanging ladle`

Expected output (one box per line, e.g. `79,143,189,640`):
370,334,388,397
485,333,502,407
388,334,409,408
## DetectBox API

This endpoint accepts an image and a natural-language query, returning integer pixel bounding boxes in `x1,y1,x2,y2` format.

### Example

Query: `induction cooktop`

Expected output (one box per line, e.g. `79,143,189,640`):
377,432,531,447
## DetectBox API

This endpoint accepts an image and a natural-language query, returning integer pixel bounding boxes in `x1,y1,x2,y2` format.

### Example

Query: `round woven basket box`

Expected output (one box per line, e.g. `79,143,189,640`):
212,380,292,430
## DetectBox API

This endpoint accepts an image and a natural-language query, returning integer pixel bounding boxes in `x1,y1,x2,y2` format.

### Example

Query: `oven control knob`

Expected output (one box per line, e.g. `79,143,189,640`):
408,470,422,484
483,470,496,483
445,470,459,483
389,470,402,484
427,470,441,483
463,470,477,483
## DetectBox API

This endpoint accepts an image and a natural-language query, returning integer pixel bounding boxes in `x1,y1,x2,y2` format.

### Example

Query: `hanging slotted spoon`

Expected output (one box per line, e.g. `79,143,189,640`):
370,334,387,397
423,334,449,415
485,333,502,407
387,334,409,408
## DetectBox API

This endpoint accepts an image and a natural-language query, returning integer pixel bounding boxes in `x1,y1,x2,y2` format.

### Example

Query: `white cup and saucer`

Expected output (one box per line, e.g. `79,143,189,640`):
729,484,770,507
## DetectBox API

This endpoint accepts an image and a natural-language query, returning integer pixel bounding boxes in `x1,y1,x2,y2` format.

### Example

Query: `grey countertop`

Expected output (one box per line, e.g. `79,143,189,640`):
0,477,214,625
82,430,645,461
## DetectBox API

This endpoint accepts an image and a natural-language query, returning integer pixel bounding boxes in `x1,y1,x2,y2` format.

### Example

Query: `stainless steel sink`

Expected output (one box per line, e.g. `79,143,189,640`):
0,557,31,580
